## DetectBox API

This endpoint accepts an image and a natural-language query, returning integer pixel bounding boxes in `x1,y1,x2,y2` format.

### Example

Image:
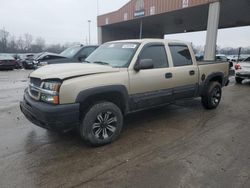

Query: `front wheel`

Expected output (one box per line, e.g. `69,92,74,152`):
201,81,222,110
80,102,123,146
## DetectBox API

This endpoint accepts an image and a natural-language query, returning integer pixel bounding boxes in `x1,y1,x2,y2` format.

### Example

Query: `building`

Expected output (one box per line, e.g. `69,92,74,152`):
97,0,250,60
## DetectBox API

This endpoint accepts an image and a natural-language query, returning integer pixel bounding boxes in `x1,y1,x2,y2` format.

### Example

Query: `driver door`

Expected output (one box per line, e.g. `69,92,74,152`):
128,43,174,111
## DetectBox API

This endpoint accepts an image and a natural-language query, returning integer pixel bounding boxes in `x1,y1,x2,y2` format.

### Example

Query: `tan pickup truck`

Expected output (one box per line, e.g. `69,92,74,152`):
20,39,230,146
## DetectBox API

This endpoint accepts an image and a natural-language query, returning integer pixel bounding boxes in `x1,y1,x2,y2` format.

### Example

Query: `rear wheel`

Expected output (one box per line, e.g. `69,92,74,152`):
201,81,222,110
80,102,123,146
235,77,243,84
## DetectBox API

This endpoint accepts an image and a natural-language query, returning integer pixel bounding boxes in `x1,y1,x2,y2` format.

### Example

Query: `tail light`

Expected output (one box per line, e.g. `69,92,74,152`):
235,63,241,70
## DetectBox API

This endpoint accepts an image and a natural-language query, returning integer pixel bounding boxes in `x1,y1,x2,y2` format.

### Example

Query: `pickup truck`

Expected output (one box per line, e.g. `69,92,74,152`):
20,39,230,146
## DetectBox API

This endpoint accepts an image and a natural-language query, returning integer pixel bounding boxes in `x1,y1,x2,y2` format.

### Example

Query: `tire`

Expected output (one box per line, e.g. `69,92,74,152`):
235,77,243,84
80,102,123,146
201,81,222,110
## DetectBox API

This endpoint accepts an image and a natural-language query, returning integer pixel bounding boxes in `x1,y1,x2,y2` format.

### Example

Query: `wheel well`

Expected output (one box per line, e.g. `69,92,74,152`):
79,92,127,118
209,76,223,85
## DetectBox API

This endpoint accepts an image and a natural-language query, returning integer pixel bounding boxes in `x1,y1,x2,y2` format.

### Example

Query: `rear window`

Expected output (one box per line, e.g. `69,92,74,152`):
169,45,193,67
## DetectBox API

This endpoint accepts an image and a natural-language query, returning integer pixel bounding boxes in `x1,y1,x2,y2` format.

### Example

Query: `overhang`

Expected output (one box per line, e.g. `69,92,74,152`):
98,0,250,43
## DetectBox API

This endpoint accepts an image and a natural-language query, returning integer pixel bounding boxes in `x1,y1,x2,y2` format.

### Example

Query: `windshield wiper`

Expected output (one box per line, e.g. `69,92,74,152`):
93,61,110,66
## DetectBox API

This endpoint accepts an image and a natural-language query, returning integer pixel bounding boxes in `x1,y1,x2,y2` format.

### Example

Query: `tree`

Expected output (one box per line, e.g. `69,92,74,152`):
0,28,9,52
46,44,66,53
17,36,25,52
8,35,17,53
24,33,33,51
35,37,45,50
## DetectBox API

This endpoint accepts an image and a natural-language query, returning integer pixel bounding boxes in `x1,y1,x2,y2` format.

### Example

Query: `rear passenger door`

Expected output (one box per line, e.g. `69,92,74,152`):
169,44,199,99
129,43,174,110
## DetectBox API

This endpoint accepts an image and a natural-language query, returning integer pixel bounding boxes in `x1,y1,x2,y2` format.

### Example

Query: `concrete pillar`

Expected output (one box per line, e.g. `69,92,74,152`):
204,2,220,61
97,27,103,45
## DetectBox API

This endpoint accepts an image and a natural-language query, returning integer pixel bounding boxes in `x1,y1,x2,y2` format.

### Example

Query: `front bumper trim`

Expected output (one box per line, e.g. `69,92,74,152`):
20,91,80,132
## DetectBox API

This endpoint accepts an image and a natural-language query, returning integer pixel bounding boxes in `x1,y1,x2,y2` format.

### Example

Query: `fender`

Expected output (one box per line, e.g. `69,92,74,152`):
75,85,129,112
199,72,225,96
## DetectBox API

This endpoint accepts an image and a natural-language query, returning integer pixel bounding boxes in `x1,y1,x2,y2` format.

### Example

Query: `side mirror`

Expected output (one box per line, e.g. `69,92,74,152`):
134,58,154,71
78,55,87,62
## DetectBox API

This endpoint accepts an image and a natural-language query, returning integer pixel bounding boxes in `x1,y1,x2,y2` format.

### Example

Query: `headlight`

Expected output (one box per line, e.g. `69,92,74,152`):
40,81,61,104
43,82,61,92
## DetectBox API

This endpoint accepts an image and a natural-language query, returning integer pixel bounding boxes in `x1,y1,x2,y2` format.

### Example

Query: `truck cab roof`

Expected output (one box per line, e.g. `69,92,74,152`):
108,39,191,45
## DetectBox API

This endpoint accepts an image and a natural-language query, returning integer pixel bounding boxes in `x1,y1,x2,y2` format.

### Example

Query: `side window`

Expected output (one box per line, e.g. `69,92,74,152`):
169,45,193,67
78,47,96,58
140,45,169,68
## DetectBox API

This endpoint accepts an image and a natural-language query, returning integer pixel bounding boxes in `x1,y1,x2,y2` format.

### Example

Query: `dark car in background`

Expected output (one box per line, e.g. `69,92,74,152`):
33,52,66,67
38,45,98,66
8,45,98,69
21,52,66,69
12,54,24,69
0,54,17,70
21,54,36,69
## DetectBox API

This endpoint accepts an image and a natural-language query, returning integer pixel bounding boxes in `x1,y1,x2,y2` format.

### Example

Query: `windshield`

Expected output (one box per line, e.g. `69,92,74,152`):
86,42,140,68
60,46,81,58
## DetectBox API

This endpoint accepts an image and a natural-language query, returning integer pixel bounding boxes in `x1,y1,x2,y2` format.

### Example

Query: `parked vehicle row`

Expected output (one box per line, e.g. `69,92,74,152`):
20,39,230,146
196,53,250,64
227,54,250,62
0,44,98,70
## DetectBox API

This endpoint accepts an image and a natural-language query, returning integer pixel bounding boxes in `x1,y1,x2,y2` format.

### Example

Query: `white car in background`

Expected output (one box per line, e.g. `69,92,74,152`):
235,56,250,84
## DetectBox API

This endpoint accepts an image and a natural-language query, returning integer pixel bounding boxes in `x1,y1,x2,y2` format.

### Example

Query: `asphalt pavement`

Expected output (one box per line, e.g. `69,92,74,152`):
0,70,249,188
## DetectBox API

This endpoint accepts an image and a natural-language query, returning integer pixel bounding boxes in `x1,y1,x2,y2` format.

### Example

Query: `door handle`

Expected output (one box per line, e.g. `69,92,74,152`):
189,70,195,76
165,73,173,79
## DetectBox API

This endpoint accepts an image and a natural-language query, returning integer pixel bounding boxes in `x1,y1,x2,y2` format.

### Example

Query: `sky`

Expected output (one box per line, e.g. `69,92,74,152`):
0,0,249,47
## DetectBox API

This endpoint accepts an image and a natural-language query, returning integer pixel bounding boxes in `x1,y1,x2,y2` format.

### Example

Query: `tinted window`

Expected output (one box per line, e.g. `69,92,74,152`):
78,47,97,58
170,45,193,67
140,45,168,68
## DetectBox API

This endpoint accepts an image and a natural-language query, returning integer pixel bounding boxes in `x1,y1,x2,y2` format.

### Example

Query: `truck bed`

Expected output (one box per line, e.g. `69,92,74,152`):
197,61,229,85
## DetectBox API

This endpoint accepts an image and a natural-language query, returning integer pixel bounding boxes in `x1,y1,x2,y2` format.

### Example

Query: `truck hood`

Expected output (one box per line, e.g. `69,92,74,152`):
30,63,120,80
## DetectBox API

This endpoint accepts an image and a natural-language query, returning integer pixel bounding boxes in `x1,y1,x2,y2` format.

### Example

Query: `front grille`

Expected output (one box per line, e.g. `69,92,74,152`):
29,77,42,100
